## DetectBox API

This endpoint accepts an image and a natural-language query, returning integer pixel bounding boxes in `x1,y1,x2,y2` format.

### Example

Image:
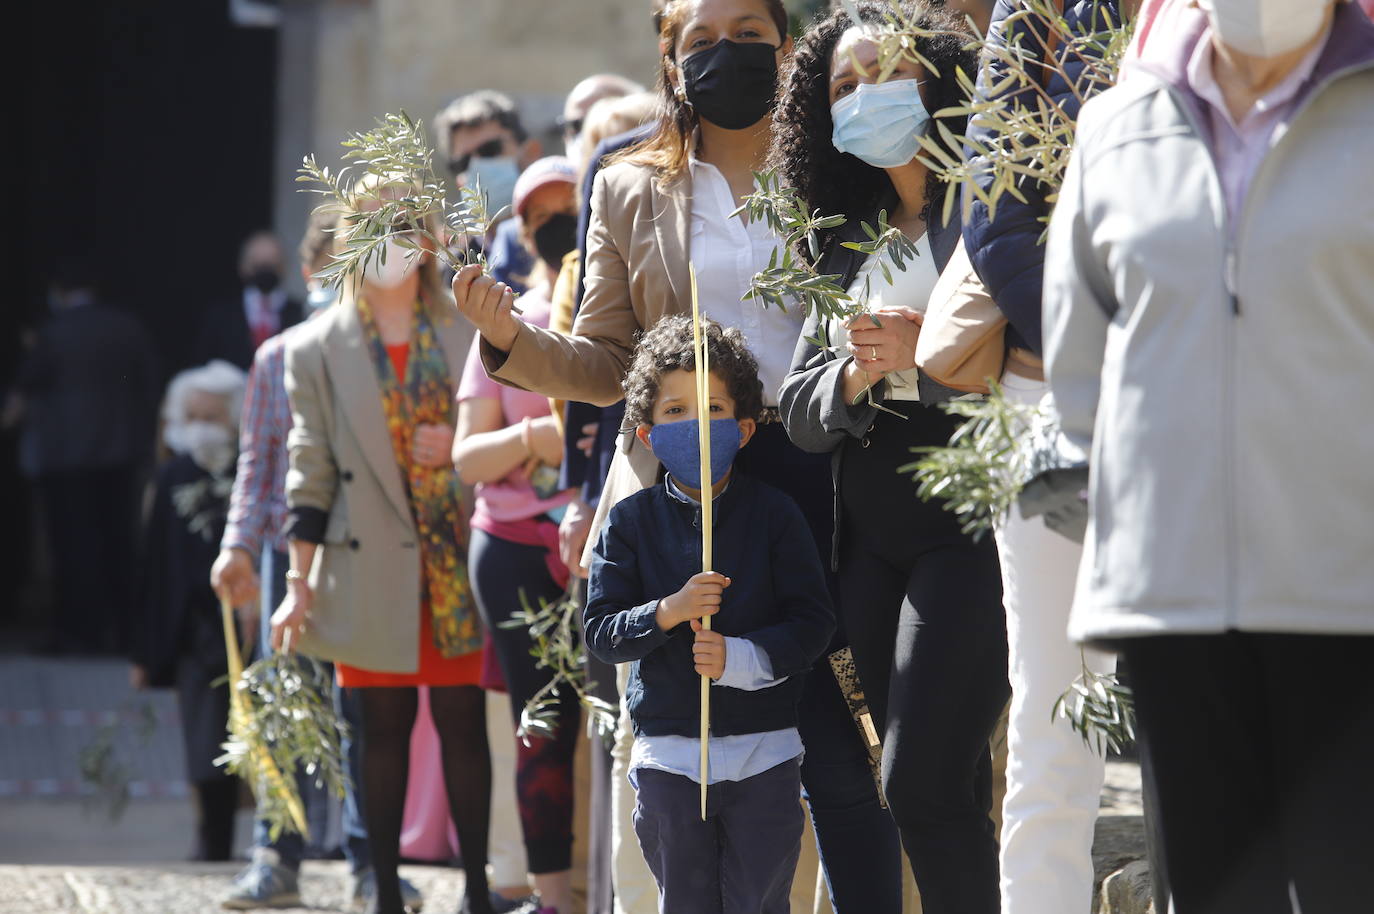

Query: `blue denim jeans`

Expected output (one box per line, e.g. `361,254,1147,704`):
251,550,368,872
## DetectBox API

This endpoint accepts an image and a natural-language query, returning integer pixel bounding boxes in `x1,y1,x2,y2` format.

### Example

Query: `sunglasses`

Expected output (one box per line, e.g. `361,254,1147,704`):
447,138,507,176
556,114,585,137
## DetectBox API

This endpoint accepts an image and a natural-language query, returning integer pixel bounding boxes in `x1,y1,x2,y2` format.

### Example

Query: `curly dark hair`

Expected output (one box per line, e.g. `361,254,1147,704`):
623,315,765,427
769,1,974,262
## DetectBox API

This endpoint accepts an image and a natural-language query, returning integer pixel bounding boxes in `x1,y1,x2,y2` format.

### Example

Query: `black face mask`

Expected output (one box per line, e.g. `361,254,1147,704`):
247,267,280,294
680,39,779,131
532,212,578,267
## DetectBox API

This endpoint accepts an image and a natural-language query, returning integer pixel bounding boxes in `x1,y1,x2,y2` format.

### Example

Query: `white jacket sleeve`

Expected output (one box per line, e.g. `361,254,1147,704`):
1042,118,1119,459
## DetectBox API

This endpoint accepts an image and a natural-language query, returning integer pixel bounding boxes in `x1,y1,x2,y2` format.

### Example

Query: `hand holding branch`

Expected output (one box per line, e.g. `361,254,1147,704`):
657,572,730,632
690,621,726,680
453,264,522,353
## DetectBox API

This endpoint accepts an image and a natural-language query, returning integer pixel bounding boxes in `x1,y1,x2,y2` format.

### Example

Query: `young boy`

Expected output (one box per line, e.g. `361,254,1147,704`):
584,316,836,914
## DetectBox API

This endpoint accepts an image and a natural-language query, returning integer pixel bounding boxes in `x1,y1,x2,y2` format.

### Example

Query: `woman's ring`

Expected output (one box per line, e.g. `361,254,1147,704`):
869,345,878,360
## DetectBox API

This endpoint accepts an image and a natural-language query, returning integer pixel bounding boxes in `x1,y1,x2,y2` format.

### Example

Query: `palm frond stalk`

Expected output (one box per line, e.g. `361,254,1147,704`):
215,599,350,841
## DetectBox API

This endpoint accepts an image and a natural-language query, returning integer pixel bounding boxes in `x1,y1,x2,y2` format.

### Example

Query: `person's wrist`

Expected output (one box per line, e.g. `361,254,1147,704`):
655,598,676,631
491,317,520,353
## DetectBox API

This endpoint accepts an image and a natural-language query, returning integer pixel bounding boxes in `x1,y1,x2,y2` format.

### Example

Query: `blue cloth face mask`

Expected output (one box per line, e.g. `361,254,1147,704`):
467,155,520,215
830,78,929,169
648,418,743,489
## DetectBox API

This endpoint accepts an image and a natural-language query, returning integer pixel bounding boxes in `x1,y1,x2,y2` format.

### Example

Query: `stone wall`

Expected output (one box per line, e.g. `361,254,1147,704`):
271,0,665,296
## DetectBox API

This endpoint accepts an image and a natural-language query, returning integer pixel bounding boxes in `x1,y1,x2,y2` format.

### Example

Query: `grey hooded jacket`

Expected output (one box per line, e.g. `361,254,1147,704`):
1043,5,1374,643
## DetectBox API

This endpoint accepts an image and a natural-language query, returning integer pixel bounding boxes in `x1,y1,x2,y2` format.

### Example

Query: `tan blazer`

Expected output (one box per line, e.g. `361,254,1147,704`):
483,160,694,407
283,300,475,673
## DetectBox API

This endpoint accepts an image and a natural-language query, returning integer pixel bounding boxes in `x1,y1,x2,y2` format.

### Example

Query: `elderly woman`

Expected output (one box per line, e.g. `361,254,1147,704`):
132,359,247,862
270,186,493,914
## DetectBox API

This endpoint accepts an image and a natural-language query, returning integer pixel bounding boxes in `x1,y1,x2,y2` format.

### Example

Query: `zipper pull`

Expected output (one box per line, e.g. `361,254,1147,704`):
1225,248,1241,315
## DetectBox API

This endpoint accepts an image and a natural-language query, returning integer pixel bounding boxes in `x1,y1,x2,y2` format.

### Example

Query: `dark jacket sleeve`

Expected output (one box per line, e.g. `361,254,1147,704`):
133,461,188,688
560,125,655,493
961,0,1120,356
584,502,674,665
737,494,836,679
778,310,883,455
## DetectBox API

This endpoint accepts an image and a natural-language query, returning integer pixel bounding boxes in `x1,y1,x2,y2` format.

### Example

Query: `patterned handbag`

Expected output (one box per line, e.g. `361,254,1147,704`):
827,647,887,808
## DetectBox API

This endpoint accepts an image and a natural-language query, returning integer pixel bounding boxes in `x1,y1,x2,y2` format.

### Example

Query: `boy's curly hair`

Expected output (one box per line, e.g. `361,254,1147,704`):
623,315,764,428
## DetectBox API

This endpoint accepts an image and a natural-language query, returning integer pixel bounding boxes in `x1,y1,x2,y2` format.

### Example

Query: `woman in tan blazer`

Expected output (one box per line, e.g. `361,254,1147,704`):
452,2,906,910
272,190,495,914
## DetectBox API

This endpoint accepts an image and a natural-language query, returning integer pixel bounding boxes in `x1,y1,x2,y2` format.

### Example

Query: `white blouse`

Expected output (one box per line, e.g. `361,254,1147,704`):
828,233,938,402
688,159,803,407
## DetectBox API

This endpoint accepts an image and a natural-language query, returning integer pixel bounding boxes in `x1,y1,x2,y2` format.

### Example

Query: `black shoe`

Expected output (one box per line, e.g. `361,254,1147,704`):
456,892,497,914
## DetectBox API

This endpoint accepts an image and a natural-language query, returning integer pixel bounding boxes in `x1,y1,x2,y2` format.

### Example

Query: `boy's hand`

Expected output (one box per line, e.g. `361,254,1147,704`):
690,620,726,679
657,571,730,631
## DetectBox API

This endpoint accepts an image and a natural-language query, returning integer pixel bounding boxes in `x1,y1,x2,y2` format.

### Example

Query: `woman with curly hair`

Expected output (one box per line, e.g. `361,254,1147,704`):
775,4,1010,912
453,1,906,909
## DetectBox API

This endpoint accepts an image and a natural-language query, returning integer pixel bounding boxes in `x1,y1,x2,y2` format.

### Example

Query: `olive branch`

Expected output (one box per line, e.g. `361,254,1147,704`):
502,589,619,747
296,110,503,291
78,702,159,822
215,641,351,841
735,171,919,416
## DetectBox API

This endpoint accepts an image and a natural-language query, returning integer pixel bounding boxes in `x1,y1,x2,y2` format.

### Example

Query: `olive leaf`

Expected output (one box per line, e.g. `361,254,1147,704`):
1053,656,1137,757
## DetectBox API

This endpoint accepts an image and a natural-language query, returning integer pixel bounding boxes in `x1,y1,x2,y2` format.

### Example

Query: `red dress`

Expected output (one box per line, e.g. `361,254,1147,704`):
336,343,483,688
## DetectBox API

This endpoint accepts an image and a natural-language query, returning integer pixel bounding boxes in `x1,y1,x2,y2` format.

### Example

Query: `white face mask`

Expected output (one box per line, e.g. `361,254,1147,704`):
363,238,420,290
165,420,236,476
1201,0,1330,58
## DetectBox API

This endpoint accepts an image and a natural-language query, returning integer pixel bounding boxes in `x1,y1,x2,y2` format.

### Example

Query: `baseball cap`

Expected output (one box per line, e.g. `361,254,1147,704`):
512,156,578,218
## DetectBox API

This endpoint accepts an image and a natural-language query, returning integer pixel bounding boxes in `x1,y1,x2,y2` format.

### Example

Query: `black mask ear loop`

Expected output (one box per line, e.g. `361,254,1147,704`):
671,56,694,113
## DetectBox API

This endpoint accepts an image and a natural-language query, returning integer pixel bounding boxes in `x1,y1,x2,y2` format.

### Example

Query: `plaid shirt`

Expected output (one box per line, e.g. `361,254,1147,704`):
221,328,295,559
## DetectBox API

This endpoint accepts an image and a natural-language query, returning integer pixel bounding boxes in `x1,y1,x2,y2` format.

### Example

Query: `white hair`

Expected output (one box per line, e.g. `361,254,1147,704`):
162,359,248,432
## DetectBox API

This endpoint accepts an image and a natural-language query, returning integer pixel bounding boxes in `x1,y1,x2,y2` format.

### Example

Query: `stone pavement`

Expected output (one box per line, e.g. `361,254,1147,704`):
0,860,468,913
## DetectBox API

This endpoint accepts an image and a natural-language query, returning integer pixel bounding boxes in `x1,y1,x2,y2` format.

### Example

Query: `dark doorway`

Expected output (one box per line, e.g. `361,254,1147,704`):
6,2,278,634
20,0,279,379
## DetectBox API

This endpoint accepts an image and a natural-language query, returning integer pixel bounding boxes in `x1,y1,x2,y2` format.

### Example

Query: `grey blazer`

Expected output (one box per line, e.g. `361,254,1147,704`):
283,300,475,673
777,204,962,569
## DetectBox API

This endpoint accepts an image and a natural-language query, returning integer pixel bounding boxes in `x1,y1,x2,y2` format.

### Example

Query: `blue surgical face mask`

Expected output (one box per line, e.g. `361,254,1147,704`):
304,284,337,314
466,155,520,215
648,418,743,489
830,78,929,169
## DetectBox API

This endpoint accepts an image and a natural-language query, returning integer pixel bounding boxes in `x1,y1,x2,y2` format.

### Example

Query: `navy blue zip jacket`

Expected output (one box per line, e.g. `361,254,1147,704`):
961,0,1121,355
584,471,835,738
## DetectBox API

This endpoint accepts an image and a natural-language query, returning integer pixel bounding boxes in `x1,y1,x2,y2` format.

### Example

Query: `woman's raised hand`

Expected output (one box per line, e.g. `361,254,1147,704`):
846,307,924,377
413,422,456,468
452,263,521,353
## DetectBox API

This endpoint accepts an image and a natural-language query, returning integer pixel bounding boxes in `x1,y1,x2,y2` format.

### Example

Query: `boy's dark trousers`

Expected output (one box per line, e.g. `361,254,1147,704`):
632,759,803,914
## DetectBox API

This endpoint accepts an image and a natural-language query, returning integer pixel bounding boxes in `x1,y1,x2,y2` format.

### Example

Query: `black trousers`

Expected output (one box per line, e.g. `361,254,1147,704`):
738,422,906,912
1122,632,1374,914
633,761,804,914
36,464,139,652
838,402,1009,914
469,528,581,874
